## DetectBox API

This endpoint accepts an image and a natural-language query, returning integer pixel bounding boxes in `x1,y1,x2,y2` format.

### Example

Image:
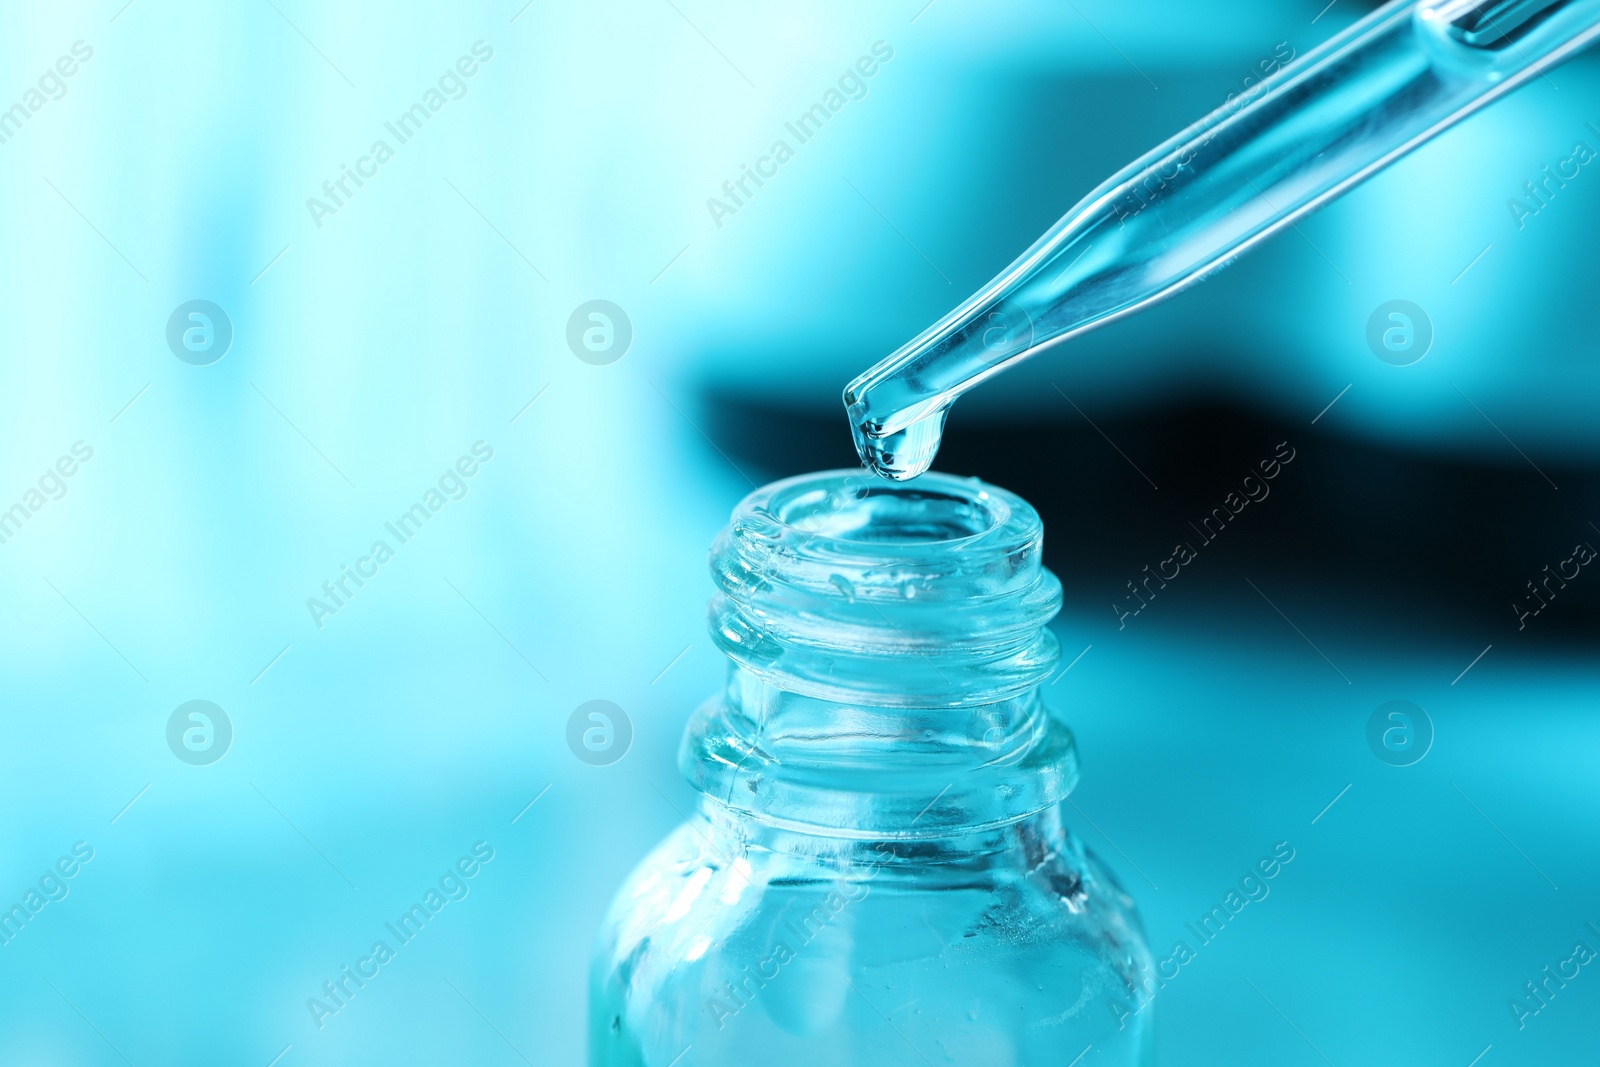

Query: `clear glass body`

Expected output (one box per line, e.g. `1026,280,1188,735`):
844,0,1600,479
590,471,1153,1064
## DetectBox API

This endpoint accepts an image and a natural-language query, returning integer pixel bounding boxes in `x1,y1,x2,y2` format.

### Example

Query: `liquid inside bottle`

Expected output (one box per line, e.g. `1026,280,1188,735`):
590,470,1153,1064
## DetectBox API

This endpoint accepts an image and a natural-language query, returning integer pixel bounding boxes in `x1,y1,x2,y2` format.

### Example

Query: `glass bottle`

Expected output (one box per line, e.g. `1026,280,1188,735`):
590,470,1153,1064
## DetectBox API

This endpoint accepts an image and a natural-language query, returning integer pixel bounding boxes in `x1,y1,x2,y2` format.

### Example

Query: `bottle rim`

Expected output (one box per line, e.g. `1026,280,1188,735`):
729,468,1041,563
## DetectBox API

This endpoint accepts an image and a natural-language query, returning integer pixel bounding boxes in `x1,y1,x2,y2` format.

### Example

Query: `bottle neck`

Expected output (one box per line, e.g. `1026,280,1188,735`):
695,787,1080,873
681,670,1078,838
678,470,1079,839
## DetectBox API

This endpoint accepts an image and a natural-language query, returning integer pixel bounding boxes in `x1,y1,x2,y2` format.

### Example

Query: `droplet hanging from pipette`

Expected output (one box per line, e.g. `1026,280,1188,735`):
849,406,948,481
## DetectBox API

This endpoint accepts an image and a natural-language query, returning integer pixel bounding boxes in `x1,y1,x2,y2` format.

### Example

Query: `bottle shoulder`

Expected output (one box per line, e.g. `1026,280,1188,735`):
591,810,1153,1064
594,808,1149,994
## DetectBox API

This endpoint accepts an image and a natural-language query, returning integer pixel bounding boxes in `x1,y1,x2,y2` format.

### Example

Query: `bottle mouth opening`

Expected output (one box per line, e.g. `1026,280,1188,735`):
774,477,1008,545
744,470,1027,557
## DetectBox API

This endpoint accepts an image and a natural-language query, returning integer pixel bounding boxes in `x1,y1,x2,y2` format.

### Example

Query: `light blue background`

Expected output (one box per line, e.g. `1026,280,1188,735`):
1,1,1596,1064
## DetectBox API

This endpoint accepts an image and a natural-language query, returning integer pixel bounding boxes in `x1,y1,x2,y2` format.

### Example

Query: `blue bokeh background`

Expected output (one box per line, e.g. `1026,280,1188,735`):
1,1,1596,1064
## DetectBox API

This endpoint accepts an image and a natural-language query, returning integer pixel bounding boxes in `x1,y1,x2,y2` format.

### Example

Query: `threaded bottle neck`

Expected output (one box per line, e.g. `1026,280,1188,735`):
680,470,1079,838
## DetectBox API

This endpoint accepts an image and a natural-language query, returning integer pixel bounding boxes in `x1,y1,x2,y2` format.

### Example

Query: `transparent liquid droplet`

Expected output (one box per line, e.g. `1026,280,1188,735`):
850,408,948,481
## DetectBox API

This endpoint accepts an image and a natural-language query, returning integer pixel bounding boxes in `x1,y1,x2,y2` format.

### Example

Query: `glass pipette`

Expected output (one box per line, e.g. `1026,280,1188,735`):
844,0,1600,479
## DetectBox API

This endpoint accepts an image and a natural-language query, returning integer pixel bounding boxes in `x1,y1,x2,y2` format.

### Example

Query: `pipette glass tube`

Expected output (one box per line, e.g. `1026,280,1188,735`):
845,0,1600,480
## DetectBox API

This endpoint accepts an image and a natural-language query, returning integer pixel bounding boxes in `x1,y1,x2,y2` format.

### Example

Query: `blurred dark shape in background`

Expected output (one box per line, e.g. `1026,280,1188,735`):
707,391,1599,646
